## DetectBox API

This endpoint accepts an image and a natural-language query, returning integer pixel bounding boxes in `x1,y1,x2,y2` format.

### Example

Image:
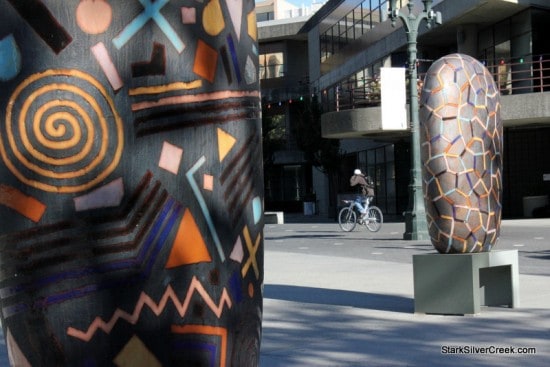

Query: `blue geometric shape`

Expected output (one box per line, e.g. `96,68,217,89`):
113,0,184,53
226,35,242,83
228,270,243,304
252,196,262,224
0,34,21,81
186,156,225,262
172,340,217,367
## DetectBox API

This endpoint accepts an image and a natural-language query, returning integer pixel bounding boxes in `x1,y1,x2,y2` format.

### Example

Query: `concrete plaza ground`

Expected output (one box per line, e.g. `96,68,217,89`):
260,218,550,366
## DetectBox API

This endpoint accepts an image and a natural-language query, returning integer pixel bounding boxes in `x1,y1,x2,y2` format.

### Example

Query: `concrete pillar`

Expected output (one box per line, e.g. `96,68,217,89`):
0,0,263,365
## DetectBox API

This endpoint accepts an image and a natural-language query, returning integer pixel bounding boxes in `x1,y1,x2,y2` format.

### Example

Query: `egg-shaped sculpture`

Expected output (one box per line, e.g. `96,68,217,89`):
420,53,503,253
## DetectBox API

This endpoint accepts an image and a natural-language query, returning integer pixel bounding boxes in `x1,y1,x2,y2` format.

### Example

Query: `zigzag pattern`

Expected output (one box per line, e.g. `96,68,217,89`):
66,276,232,342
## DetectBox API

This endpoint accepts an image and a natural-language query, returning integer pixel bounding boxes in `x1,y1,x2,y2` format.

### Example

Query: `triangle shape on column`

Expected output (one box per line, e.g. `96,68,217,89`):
166,209,212,268
113,334,161,367
229,235,244,263
226,0,243,41
217,128,236,162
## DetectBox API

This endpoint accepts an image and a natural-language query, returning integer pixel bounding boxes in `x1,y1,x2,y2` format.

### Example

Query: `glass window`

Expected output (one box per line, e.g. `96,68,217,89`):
358,151,367,170
347,12,355,40
338,19,347,49
320,0,396,67
376,146,385,163
356,69,365,87
259,52,284,79
367,150,375,165
355,5,365,36
385,145,394,162
363,5,372,30
256,11,274,22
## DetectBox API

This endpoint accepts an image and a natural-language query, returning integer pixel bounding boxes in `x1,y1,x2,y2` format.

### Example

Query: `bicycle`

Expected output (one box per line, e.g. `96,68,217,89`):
338,197,383,232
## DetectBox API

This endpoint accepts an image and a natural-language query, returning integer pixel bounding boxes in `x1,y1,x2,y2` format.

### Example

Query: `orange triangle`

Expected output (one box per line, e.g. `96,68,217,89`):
166,209,212,268
217,128,236,162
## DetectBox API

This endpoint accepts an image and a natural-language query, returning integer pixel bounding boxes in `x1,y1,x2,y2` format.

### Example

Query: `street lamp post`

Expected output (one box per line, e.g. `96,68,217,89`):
389,0,441,240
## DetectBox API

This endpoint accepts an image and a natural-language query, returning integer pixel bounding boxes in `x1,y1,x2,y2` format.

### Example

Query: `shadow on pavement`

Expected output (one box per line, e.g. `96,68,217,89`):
264,284,414,314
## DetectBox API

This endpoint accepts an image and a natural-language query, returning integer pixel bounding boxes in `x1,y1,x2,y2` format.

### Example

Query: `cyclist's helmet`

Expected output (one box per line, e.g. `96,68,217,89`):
354,169,362,175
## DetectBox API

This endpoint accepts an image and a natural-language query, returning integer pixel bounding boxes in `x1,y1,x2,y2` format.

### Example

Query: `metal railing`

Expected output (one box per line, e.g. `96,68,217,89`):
331,57,550,112
335,76,381,111
490,56,550,95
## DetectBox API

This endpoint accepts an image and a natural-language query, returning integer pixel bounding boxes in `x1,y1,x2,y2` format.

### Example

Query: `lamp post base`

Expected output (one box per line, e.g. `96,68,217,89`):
403,211,430,241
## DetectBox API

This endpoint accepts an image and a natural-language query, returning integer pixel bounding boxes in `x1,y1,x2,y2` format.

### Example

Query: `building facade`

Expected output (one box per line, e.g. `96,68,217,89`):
299,0,550,219
257,0,330,214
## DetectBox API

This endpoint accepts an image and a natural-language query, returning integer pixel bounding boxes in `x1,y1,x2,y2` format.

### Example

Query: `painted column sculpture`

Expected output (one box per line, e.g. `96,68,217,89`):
420,54,503,253
0,0,263,366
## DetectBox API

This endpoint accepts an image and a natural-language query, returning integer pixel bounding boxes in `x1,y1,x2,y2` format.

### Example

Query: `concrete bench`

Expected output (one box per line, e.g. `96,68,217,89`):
264,211,284,224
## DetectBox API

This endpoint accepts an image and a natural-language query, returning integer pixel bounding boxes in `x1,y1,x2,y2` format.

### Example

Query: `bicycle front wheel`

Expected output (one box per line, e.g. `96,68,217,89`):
338,207,357,232
365,206,383,232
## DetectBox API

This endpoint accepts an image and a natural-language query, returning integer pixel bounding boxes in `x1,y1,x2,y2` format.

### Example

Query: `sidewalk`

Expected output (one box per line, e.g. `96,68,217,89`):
260,220,550,366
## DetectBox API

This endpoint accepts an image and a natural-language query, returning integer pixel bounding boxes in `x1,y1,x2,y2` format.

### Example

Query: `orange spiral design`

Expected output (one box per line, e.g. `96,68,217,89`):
1,69,124,193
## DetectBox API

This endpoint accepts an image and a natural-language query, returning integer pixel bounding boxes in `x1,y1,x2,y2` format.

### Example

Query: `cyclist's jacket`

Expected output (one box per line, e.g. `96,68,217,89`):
350,174,374,196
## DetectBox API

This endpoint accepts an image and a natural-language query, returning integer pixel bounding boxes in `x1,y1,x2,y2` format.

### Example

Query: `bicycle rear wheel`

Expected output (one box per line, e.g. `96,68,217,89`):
365,206,383,232
338,207,357,232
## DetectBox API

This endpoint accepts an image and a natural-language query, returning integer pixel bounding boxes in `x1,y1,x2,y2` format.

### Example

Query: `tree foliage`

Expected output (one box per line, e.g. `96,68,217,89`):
262,113,286,169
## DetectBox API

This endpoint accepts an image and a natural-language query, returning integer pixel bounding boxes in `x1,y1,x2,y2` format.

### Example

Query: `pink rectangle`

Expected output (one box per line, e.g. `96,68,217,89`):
91,42,123,91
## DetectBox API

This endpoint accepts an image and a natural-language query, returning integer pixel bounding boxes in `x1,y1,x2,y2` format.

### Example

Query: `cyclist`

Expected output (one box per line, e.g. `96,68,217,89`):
349,169,374,220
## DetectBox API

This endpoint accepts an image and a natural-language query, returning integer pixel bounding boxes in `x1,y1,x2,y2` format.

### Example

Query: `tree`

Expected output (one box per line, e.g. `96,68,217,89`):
262,113,286,169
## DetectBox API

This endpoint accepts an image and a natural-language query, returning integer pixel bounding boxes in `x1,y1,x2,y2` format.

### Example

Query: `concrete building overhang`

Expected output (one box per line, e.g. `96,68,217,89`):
258,18,309,41
322,92,550,140
321,106,410,140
